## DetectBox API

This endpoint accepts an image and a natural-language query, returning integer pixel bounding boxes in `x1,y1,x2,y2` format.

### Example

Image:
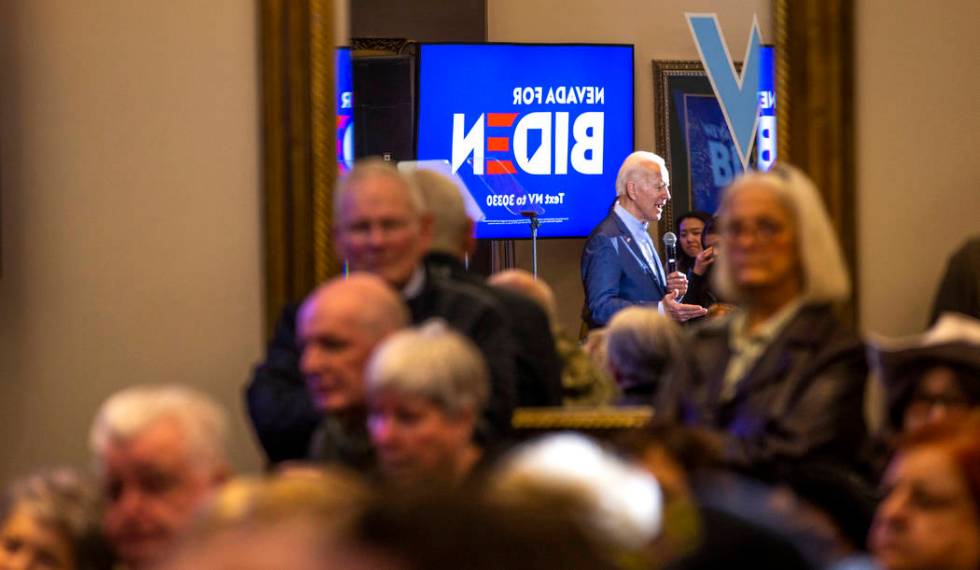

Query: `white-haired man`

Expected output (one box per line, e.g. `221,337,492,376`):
90,385,230,570
247,160,517,465
581,152,707,328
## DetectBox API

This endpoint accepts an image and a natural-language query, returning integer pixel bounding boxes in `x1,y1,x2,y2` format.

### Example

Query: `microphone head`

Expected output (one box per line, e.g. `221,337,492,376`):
662,232,677,247
521,210,539,218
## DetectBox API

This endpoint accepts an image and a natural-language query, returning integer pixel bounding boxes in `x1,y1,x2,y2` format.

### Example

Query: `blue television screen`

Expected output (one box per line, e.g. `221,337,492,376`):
336,47,354,174
417,43,634,239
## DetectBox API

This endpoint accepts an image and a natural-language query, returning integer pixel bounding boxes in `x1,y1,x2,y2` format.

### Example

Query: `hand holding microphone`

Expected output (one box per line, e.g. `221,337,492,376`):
662,231,688,297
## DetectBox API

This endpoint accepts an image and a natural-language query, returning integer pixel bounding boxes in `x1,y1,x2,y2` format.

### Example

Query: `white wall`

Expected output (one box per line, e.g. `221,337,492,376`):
0,1,265,481
855,0,980,336
488,0,771,334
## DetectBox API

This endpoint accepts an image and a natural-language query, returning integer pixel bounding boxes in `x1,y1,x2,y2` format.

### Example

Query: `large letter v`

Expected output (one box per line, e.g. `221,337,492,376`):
686,14,762,170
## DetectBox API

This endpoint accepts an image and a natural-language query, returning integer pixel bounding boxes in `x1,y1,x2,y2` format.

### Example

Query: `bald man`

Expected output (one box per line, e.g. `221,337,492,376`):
296,274,409,467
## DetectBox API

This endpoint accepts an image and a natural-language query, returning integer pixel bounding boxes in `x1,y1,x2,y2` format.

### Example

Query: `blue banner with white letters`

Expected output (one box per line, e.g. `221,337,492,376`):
417,43,634,239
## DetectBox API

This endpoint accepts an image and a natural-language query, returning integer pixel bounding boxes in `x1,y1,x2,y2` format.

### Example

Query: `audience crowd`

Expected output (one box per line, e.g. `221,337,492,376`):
3,160,978,570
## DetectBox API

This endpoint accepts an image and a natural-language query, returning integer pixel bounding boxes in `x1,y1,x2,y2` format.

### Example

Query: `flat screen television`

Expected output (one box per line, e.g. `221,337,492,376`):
336,46,354,174
416,43,634,239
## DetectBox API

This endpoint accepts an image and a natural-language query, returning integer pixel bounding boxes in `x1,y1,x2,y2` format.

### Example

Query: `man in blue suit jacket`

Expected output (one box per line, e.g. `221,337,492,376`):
582,152,708,328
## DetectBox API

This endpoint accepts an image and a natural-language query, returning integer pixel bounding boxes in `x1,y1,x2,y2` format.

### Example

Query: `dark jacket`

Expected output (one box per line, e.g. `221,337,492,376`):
246,267,518,465
425,253,563,407
581,210,667,329
680,304,869,472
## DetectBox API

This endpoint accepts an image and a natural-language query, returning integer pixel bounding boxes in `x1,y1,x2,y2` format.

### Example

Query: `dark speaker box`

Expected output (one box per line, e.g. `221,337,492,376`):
352,55,415,162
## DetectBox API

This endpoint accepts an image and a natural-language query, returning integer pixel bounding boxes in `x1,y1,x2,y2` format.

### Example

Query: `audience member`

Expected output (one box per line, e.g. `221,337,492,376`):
869,414,980,570
408,167,562,407
247,159,518,465
685,217,735,319
872,312,980,438
679,163,869,473
488,269,617,406
929,235,980,324
329,488,617,570
0,469,111,570
675,210,711,275
491,433,662,565
297,273,409,469
581,151,707,328
89,385,230,570
617,424,817,570
603,306,687,409
365,321,489,487
160,469,369,570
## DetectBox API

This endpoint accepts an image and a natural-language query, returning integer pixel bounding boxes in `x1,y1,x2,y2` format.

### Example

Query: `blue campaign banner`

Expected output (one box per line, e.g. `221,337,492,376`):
417,43,634,239
336,47,354,174
675,91,743,214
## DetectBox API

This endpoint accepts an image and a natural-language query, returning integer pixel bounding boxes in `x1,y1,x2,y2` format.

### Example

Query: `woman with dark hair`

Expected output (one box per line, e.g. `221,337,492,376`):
675,211,712,275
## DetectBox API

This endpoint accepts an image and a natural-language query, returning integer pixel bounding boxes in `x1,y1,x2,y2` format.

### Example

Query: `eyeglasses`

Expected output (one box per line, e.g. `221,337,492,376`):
342,217,413,239
721,218,788,241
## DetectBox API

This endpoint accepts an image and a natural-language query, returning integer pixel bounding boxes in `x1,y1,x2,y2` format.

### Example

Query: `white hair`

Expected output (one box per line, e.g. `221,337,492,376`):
615,151,668,197
713,163,851,304
365,320,489,417
493,433,663,551
89,385,228,472
409,168,470,256
604,306,687,395
333,159,427,227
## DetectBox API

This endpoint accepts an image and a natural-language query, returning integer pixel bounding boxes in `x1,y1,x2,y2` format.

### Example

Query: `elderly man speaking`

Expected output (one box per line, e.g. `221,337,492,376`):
581,151,707,328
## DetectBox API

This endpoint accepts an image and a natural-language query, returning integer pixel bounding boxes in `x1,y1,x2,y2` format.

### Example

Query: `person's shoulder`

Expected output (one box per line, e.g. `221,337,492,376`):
785,304,867,366
429,276,505,312
687,312,734,340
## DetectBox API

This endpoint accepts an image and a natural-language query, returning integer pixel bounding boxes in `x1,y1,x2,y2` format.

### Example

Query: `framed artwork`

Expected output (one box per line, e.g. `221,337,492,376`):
652,60,754,228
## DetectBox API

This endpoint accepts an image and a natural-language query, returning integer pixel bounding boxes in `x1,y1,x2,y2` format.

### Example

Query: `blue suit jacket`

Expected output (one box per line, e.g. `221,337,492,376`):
581,210,667,328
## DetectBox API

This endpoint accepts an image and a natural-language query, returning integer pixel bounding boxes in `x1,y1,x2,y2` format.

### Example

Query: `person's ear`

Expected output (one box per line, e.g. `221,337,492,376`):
417,213,435,250
624,180,637,201
463,219,477,256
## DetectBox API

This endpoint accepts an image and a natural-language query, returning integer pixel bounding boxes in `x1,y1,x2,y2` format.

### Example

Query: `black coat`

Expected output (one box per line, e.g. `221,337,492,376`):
680,304,869,472
425,252,563,407
246,267,519,465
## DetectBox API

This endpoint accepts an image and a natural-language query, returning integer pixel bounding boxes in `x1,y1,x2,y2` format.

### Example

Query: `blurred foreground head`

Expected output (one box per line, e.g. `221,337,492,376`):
328,488,617,570
298,273,410,414
870,413,980,570
159,468,370,570
334,160,432,289
714,163,850,307
0,469,111,570
365,321,488,485
89,385,229,570
491,433,663,563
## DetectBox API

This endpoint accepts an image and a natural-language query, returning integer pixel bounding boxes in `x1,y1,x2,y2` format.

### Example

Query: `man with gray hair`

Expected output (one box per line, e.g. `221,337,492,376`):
247,159,518,465
89,385,230,570
408,167,563,407
581,152,707,328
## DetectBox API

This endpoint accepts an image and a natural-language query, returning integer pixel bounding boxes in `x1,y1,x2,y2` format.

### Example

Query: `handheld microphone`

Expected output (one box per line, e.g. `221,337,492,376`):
662,232,678,274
